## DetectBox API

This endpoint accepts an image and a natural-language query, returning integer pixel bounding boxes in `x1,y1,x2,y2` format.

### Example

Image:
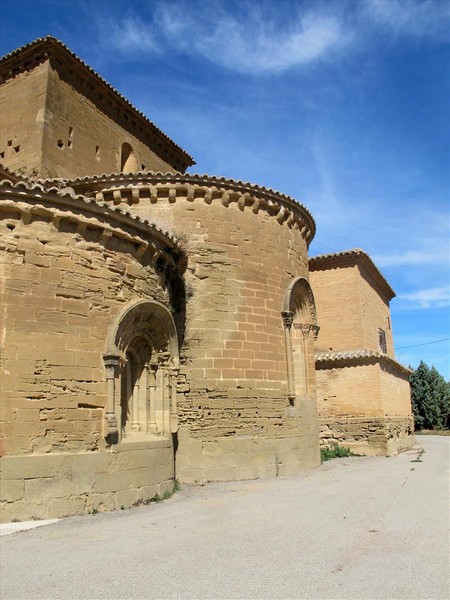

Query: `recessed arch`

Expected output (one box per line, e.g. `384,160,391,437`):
281,277,319,404
105,299,179,365
120,142,137,173
103,300,179,442
282,276,318,324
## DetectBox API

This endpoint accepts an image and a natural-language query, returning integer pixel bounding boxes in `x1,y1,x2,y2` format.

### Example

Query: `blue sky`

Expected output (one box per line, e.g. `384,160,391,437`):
1,0,449,377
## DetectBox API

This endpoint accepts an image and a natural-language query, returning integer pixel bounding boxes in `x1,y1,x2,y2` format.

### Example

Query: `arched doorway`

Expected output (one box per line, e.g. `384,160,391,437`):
281,278,319,405
103,300,179,442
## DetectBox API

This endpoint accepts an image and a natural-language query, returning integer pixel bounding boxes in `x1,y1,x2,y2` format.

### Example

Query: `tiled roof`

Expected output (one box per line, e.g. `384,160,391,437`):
315,349,412,375
0,36,194,169
0,163,27,183
309,248,395,300
57,170,316,243
0,177,182,252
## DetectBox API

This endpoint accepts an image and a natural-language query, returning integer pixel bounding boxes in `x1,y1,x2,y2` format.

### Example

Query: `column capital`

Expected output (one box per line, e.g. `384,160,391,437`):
103,354,120,370
281,310,294,329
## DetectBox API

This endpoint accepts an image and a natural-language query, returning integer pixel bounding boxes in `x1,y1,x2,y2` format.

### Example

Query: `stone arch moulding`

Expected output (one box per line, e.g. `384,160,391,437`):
103,299,179,443
281,277,319,404
282,277,318,323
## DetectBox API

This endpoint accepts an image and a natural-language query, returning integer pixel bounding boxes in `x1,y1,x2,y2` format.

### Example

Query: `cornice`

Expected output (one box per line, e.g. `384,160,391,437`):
309,248,395,300
52,171,316,245
315,349,412,375
0,179,185,270
0,163,25,184
0,36,194,172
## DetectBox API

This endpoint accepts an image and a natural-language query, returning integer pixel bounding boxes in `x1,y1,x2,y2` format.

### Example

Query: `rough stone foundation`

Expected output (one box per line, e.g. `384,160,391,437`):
0,439,174,522
319,415,415,456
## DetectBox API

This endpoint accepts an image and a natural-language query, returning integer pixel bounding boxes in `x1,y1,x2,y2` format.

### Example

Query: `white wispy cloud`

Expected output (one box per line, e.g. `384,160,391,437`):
160,4,348,73
374,248,450,268
88,0,450,75
111,17,159,54
397,286,450,309
95,1,349,73
364,0,450,42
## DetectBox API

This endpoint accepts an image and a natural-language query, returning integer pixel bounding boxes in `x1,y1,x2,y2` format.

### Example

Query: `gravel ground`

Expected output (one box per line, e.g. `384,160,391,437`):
1,436,448,600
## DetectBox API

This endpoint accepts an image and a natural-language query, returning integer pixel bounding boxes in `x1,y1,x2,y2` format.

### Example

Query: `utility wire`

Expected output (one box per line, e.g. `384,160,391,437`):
396,337,450,350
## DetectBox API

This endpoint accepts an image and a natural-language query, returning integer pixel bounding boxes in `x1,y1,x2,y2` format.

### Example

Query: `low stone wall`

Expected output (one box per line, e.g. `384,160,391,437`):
319,415,415,456
177,432,321,483
0,439,174,523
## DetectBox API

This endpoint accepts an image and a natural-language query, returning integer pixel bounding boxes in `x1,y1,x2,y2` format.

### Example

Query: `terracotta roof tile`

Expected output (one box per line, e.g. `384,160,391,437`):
315,349,411,374
0,177,181,250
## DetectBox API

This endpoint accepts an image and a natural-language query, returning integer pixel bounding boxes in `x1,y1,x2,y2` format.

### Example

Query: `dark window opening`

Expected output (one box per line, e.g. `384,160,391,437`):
57,140,64,148
378,328,387,354
120,142,137,173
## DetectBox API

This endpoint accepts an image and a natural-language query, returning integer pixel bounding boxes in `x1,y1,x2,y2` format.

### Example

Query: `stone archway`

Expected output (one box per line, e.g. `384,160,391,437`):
103,300,179,443
281,278,319,405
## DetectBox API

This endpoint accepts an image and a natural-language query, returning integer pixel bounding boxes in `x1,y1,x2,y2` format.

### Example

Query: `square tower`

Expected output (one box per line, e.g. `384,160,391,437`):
0,37,194,178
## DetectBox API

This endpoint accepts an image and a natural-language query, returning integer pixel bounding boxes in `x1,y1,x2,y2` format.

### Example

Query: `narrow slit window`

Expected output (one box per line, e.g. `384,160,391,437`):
378,328,387,354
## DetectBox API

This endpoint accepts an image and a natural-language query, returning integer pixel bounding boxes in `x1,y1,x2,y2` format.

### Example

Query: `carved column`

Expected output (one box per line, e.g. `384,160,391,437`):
281,311,295,402
170,368,179,433
147,363,158,431
299,324,320,398
131,370,141,431
103,354,120,441
161,368,168,435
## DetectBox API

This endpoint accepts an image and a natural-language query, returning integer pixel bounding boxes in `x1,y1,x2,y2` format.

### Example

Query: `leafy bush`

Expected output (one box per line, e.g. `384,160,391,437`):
320,445,357,462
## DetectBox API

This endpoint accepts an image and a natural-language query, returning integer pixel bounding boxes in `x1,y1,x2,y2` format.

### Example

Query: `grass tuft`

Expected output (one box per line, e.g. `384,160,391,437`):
321,445,358,462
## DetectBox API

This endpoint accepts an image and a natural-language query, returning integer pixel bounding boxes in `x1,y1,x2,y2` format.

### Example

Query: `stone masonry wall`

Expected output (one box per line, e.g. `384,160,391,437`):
319,415,414,456
0,188,171,457
0,58,177,179
316,362,382,417
379,360,413,416
41,65,177,178
0,62,48,175
309,265,364,352
316,362,414,455
73,175,321,481
357,265,395,357
0,439,174,522
309,262,394,355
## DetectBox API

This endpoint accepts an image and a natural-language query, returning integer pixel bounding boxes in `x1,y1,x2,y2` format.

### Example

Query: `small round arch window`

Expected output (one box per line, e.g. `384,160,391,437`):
120,142,137,173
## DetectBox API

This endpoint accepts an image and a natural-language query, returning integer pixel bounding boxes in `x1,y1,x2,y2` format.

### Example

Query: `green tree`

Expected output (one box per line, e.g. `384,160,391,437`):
429,366,450,429
410,361,450,430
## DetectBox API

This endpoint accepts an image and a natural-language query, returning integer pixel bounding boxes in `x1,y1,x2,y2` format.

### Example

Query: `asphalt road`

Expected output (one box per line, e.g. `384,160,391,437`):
1,436,449,600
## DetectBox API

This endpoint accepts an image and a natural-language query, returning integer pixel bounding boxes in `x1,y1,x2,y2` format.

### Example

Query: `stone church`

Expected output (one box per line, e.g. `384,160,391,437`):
0,37,414,522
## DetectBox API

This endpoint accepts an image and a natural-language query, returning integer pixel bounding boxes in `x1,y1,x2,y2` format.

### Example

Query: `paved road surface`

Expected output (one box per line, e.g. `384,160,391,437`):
1,436,449,599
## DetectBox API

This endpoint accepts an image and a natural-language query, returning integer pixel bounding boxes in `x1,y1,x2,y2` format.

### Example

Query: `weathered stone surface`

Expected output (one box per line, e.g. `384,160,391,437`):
0,38,414,523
